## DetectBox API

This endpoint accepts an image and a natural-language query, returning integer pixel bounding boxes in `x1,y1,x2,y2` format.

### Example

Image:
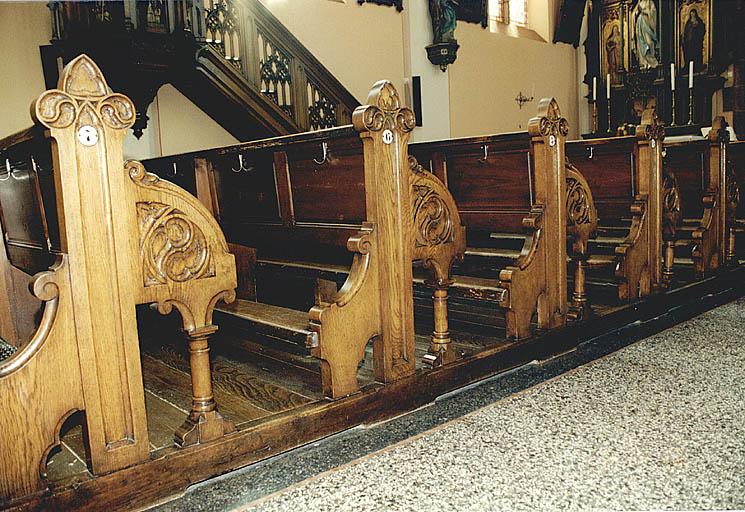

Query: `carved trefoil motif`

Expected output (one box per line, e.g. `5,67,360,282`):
137,202,215,287
412,183,454,247
566,174,593,226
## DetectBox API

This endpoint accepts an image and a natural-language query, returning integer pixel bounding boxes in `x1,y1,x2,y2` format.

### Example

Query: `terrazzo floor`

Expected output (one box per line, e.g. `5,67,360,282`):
154,295,745,512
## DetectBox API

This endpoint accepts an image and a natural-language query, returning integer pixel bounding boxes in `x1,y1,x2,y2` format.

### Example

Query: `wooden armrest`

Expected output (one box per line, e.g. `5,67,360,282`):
465,247,522,259
216,299,318,349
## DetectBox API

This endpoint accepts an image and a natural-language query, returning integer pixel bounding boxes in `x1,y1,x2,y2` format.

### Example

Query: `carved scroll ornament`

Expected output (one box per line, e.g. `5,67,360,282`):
409,157,454,248
137,202,215,287
353,81,416,135
34,56,135,132
662,172,682,239
528,98,569,146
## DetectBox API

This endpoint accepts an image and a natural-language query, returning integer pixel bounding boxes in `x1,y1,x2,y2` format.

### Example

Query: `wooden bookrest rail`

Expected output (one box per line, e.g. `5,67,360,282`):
664,118,735,276
144,81,468,381
0,55,238,503
566,108,668,301
409,98,569,339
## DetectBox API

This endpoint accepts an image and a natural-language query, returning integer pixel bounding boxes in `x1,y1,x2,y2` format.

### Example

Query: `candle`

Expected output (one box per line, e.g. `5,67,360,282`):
689,60,694,89
606,73,611,99
670,63,675,91
593,77,597,101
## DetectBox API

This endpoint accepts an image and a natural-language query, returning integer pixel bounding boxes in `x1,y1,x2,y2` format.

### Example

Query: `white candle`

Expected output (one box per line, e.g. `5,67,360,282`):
593,77,597,101
670,63,675,91
689,61,694,89
606,73,611,99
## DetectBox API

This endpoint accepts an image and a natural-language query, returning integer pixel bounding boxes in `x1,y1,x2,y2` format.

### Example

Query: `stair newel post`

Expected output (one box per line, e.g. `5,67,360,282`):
353,81,417,384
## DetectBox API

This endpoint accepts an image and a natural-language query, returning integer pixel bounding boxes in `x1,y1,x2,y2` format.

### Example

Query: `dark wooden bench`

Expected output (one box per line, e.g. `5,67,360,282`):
146,80,468,390
409,98,570,338
565,108,670,300
0,127,52,353
663,118,733,276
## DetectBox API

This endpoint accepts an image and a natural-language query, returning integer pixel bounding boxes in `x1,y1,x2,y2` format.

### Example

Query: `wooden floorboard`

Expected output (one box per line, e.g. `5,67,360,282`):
144,390,189,451
150,344,313,414
141,354,270,425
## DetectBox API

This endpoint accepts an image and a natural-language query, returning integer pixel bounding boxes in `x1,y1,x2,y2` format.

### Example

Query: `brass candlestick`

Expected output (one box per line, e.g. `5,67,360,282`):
591,100,598,133
607,98,612,134
687,88,694,126
671,91,677,126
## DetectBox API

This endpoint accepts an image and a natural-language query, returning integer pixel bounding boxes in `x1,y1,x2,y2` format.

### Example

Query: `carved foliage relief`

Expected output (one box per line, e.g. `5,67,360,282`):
137,202,215,287
410,158,455,250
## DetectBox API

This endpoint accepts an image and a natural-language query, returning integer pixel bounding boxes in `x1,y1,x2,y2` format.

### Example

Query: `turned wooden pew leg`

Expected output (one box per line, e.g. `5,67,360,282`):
423,284,457,368
175,325,235,447
662,240,676,285
568,258,591,320
727,227,737,265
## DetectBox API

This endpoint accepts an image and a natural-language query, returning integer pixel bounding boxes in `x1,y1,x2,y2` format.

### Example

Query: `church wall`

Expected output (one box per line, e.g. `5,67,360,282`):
259,0,407,104
0,2,52,139
448,21,580,139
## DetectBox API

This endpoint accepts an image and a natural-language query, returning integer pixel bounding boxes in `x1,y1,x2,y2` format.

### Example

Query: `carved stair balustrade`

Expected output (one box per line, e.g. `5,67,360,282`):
0,54,237,503
48,0,360,139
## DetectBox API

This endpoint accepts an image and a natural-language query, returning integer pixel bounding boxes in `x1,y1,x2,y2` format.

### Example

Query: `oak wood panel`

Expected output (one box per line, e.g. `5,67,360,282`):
286,136,366,224
665,142,707,218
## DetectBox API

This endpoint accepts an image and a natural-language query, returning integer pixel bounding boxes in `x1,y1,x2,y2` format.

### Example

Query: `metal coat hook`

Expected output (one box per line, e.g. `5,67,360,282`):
167,162,178,177
232,153,251,173
0,159,10,181
313,142,329,165
31,156,52,177
478,144,489,163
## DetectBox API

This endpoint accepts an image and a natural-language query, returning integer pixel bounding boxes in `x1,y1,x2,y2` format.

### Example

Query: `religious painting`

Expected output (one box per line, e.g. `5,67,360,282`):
599,2,628,85
629,0,660,71
676,0,711,72
455,0,488,28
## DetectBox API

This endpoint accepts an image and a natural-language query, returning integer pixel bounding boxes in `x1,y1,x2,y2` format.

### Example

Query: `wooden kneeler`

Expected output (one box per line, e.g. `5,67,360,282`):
0,55,237,502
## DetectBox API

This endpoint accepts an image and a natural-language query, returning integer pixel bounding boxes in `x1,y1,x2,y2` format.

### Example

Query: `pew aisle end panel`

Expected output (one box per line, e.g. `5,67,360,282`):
0,54,238,504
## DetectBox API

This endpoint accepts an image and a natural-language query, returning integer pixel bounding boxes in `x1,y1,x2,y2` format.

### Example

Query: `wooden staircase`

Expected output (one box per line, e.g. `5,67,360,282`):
46,0,359,140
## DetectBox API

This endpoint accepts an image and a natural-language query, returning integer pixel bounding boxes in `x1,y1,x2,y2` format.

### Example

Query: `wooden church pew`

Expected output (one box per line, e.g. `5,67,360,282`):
663,118,733,276
145,80,468,391
0,55,239,503
565,109,670,301
0,128,52,350
409,98,569,339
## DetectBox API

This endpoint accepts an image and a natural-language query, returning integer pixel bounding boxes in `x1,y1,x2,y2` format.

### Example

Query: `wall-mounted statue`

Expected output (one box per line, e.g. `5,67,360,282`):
632,0,659,70
429,0,459,43
682,8,706,71
426,0,460,71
